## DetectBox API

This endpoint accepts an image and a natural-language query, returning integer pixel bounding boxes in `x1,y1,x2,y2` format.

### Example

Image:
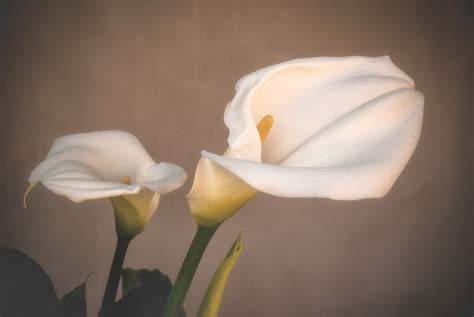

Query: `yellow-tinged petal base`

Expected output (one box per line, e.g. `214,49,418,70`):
110,190,160,238
187,157,258,228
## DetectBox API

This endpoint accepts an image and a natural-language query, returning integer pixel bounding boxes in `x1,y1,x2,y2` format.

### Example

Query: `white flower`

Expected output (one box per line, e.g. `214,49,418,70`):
188,56,424,227
26,130,187,237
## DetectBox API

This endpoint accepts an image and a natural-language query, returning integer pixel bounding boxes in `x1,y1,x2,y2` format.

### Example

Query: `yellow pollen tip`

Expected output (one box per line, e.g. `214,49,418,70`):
257,115,274,142
121,176,132,185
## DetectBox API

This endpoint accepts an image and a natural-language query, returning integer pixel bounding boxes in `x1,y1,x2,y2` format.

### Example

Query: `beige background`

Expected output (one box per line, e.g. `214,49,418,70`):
0,1,472,317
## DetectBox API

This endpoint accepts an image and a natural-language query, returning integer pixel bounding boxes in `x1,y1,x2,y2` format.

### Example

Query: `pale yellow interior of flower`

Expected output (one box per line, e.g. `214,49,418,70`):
121,175,132,185
189,115,274,227
257,115,274,142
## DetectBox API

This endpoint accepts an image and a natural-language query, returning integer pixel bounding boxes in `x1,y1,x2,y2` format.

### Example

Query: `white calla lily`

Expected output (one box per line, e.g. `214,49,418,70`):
26,130,187,237
188,56,424,228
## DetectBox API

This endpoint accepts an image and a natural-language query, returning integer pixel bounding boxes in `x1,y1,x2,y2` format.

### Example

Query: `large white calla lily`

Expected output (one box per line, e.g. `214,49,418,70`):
26,130,187,237
188,56,424,227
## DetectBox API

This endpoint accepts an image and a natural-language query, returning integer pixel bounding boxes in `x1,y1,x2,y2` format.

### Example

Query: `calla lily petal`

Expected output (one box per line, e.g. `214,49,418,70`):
225,56,418,163
204,86,423,200
188,56,424,226
110,191,161,238
27,130,187,237
187,156,257,228
136,162,188,195
28,130,186,202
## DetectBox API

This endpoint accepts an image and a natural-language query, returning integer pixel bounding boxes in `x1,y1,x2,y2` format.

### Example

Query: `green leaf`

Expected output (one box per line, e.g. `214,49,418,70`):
0,247,58,316
54,274,92,317
197,232,243,317
111,268,185,317
121,268,143,296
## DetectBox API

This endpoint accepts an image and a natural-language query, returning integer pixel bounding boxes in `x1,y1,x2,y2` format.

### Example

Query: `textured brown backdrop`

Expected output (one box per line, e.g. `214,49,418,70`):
0,1,472,317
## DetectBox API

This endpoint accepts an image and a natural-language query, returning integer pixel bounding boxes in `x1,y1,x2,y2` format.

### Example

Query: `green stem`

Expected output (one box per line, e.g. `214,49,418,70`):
161,225,219,317
100,236,132,316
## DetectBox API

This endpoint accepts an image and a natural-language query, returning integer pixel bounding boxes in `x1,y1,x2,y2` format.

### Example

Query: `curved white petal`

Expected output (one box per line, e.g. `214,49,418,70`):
203,56,424,200
187,156,257,228
28,130,187,202
224,56,416,164
136,162,188,195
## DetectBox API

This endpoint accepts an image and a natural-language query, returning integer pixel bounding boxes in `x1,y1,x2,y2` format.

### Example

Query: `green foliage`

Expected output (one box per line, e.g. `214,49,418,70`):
0,247,90,317
111,268,185,317
0,249,184,317
55,274,92,317
121,268,143,296
0,247,58,317
197,232,243,317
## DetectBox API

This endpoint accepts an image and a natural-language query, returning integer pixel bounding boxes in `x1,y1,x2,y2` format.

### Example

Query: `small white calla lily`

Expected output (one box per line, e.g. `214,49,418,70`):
26,130,187,237
188,56,424,228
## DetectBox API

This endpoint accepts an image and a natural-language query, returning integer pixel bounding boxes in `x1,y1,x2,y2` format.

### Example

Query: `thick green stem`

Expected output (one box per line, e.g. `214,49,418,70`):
100,236,132,316
161,225,219,317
